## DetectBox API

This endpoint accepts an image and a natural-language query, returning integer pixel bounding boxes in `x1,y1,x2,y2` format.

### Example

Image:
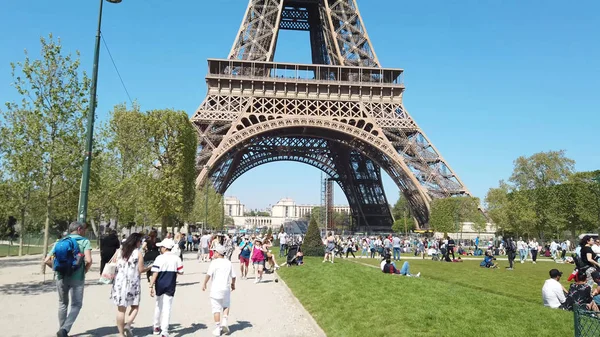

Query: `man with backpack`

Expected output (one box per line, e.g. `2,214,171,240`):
43,221,92,337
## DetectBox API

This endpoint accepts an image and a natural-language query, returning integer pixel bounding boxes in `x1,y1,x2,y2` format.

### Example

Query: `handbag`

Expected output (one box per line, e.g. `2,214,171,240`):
98,249,120,285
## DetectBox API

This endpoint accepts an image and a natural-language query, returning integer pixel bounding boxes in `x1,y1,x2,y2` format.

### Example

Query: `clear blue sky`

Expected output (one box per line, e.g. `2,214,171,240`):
1,1,598,210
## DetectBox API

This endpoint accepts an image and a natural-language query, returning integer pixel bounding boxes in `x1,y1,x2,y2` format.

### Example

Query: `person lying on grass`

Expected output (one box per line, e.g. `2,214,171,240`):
380,258,420,277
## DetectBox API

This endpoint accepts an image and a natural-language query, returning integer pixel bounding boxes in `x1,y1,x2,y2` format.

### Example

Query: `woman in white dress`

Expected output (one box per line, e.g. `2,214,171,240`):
111,233,148,337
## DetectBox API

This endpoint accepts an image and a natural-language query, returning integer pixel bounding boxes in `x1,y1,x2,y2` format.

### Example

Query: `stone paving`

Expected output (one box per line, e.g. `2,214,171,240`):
0,251,325,337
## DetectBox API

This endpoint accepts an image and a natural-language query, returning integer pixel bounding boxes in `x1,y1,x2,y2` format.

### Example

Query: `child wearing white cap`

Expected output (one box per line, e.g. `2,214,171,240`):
149,238,183,337
203,244,236,336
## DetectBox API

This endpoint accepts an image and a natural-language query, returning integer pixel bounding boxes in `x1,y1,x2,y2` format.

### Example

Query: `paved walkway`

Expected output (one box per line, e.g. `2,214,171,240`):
0,251,325,337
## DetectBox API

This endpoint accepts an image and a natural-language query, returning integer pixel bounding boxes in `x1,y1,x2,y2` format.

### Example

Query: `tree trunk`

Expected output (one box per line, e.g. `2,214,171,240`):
89,218,99,236
161,215,168,239
41,183,53,274
18,207,25,256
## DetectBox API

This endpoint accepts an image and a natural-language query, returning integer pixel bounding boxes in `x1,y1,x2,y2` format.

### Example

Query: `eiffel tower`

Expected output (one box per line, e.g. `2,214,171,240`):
192,0,472,230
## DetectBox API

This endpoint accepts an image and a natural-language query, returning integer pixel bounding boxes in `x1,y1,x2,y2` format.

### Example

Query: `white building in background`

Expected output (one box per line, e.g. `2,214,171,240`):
223,196,349,230
224,197,245,217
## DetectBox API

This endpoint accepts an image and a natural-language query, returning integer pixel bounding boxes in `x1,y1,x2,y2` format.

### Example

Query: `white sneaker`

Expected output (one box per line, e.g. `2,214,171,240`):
221,318,229,335
254,278,260,284
212,327,222,336
415,272,421,278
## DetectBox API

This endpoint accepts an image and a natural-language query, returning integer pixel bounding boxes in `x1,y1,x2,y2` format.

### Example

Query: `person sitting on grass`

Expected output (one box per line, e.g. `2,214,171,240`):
542,269,567,309
380,258,420,277
296,249,304,266
561,271,600,312
480,250,498,268
591,271,600,307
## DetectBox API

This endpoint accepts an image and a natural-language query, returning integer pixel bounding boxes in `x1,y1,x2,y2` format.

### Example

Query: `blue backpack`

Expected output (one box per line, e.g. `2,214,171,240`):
53,236,83,276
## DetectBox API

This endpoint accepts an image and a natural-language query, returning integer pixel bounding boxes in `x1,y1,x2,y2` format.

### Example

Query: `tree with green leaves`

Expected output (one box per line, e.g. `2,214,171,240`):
4,35,91,264
509,150,575,238
392,194,415,233
90,104,152,232
145,109,197,235
429,196,486,235
192,183,225,231
303,217,324,256
0,106,42,255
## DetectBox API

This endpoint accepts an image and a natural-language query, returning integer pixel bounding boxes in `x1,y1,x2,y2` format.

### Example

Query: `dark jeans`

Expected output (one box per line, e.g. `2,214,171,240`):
346,248,355,258
280,244,288,257
186,242,192,251
56,278,85,333
531,249,538,262
508,251,516,268
446,247,455,261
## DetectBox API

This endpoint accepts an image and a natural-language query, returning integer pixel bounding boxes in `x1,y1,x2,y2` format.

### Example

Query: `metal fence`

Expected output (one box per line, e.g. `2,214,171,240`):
574,305,600,337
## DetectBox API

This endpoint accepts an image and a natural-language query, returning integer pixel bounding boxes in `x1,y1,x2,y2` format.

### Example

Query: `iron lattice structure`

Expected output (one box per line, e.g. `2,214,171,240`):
192,0,471,230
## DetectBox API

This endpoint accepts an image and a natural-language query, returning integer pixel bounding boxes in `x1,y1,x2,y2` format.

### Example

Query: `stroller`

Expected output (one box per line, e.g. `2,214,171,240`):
286,245,303,266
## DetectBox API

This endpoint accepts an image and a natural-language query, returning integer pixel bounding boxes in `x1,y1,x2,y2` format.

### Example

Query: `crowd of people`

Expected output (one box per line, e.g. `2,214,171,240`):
44,221,600,337
45,223,294,337
541,235,600,312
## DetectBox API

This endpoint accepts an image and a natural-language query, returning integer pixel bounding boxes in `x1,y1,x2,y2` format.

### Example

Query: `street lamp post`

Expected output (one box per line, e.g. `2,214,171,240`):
77,0,123,224
204,168,209,234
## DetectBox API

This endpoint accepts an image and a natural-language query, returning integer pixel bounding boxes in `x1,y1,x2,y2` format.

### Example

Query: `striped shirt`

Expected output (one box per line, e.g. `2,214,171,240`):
151,252,183,296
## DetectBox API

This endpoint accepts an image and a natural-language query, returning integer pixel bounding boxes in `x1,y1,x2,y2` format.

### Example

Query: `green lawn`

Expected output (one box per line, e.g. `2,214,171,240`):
0,244,44,257
277,256,576,337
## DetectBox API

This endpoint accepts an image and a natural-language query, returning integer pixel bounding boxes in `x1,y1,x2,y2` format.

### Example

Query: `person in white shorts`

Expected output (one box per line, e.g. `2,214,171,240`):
203,244,236,336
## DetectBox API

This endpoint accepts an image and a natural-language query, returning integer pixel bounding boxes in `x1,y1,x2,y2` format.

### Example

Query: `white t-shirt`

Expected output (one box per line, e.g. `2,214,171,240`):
278,233,287,245
206,258,236,299
541,278,566,309
392,237,401,248
200,235,211,248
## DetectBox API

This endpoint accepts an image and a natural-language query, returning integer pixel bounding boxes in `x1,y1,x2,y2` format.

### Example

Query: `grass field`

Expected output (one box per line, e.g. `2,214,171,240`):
276,255,576,337
0,240,99,257
0,244,44,257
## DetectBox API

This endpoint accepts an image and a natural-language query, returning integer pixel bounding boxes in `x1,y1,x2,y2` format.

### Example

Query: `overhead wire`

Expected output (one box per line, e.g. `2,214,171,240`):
100,32,134,106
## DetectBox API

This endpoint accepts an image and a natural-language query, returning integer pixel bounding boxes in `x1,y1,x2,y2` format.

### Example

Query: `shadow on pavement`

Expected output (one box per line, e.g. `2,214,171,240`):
0,256,43,268
0,279,103,296
229,320,253,334
172,323,208,336
177,281,200,287
71,325,120,336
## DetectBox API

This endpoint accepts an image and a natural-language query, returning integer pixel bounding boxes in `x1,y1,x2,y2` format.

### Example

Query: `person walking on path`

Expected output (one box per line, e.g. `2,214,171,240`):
186,233,193,251
278,230,288,258
392,235,401,261
203,245,237,336
238,236,252,279
251,239,267,283
149,238,184,337
143,230,160,282
529,238,539,264
323,232,335,263
111,233,148,337
505,237,516,270
100,230,120,276
43,221,92,337
517,237,527,263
